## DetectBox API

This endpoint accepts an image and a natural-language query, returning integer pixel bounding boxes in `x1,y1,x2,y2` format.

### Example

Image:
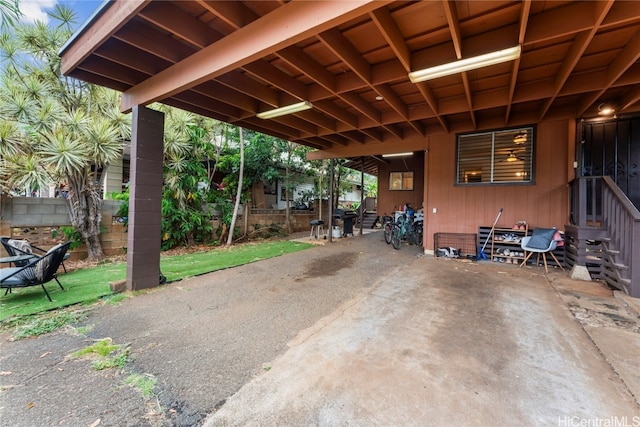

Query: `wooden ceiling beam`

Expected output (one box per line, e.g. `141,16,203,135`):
61,0,150,75
195,0,258,30
505,0,531,124
94,39,170,76
318,28,371,84
114,24,194,63
369,6,447,132
216,73,279,107
620,86,640,113
576,27,640,116
138,1,220,49
298,110,337,133
79,56,148,86
120,0,391,112
375,84,424,135
277,46,336,92
313,99,358,129
370,7,410,71
242,60,307,100
172,91,242,119
442,0,475,129
194,80,257,113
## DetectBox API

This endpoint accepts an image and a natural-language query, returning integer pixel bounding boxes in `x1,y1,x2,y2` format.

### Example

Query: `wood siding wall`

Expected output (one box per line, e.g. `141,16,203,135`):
422,120,573,252
377,151,426,216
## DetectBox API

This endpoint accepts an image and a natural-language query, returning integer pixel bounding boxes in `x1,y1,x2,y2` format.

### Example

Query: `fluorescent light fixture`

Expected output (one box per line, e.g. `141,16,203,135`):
382,152,413,158
408,45,521,83
257,101,312,119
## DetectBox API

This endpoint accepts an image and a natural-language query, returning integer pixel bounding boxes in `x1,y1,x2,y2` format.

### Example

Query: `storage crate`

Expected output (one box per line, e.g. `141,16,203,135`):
434,233,477,258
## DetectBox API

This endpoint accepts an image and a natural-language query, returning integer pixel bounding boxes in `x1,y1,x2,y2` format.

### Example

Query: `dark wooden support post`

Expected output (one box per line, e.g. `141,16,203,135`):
127,106,165,291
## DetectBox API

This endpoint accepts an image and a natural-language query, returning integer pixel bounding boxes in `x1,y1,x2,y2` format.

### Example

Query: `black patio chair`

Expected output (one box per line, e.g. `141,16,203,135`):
1,237,70,272
0,242,71,301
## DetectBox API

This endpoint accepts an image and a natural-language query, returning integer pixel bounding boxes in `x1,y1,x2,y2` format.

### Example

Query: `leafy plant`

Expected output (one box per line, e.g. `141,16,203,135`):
71,338,129,370
126,373,157,398
58,225,84,250
9,309,86,340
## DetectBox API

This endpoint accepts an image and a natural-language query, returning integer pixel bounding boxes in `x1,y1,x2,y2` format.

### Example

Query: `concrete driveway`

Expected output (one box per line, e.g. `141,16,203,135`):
205,234,640,426
2,231,639,426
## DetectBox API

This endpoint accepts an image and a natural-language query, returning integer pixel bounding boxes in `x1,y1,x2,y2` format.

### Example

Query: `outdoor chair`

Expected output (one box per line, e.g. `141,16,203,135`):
0,242,71,302
519,228,565,274
1,237,71,272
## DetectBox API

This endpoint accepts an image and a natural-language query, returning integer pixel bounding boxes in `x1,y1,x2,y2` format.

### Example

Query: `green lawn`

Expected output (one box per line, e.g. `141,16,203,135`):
0,240,312,321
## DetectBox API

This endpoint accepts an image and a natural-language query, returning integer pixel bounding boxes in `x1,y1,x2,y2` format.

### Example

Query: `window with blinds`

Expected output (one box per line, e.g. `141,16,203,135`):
456,127,534,185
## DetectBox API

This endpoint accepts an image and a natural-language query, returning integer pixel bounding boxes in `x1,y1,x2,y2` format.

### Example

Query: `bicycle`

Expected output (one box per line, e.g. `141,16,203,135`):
382,215,394,244
390,213,423,250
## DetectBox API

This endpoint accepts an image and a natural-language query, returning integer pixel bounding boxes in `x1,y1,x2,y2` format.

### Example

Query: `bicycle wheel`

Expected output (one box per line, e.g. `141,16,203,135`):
391,226,402,250
383,222,394,244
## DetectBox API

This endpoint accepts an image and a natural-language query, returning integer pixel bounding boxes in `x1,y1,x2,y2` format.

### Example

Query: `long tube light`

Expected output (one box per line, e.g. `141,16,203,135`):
382,152,413,158
257,101,312,119
409,45,521,83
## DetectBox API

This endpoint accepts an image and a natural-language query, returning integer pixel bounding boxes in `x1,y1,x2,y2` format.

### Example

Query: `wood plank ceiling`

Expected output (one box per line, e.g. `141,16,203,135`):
61,0,640,157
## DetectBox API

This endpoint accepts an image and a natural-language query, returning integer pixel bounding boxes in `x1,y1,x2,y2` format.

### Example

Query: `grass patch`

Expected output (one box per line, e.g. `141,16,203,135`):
126,373,157,397
8,308,87,340
1,240,312,321
71,338,129,370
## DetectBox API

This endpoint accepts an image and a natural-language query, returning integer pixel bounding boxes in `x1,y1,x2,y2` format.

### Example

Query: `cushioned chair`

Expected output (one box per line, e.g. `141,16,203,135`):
1,242,71,301
1,237,71,272
519,228,565,273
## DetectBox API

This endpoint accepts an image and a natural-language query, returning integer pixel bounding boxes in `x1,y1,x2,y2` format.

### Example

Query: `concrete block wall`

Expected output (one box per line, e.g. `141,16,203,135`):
0,197,127,259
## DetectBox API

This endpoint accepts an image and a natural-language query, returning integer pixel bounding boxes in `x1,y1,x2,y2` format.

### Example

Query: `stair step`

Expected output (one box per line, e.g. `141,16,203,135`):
613,263,629,270
603,248,620,255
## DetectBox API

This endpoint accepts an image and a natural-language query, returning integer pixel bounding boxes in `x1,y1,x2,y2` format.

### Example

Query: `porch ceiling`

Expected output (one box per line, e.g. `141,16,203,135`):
61,0,640,157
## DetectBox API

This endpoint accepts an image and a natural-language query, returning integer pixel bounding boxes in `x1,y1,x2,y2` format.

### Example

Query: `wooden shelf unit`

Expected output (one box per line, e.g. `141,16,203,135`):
478,225,566,267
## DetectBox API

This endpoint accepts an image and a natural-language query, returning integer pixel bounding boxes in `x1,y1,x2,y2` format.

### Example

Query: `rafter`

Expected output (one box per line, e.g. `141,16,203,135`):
138,1,219,49
442,0,475,129
61,0,151,74
120,0,390,112
195,0,258,30
576,28,640,115
505,0,531,124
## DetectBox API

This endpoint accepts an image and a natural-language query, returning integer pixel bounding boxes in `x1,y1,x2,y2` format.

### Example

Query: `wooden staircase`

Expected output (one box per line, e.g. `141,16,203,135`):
360,211,378,229
567,176,640,297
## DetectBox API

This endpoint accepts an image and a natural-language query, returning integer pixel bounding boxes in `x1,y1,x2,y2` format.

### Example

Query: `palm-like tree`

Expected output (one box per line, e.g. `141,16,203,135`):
0,6,129,260
0,0,21,29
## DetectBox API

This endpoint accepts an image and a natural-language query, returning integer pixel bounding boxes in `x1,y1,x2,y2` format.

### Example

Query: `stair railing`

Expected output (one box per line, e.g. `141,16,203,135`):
600,176,640,296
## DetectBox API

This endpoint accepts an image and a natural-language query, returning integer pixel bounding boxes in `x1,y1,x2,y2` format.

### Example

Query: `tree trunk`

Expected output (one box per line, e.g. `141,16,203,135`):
66,176,105,261
227,127,244,246
284,165,293,234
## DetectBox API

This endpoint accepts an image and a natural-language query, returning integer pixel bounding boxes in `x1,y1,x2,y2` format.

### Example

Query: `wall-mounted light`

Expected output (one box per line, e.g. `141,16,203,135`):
597,103,615,116
257,101,312,119
408,45,521,83
382,152,413,158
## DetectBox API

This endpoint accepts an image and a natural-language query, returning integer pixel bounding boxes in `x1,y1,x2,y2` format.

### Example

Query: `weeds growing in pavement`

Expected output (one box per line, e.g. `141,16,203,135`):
126,373,157,398
5,309,87,340
71,338,130,370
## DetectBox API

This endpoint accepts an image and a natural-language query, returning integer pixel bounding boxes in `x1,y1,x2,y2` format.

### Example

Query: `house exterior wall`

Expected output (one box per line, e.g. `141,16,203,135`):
377,151,426,216
422,119,572,252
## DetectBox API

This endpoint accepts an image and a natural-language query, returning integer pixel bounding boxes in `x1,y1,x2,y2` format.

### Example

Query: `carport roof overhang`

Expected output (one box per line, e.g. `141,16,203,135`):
60,0,640,161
